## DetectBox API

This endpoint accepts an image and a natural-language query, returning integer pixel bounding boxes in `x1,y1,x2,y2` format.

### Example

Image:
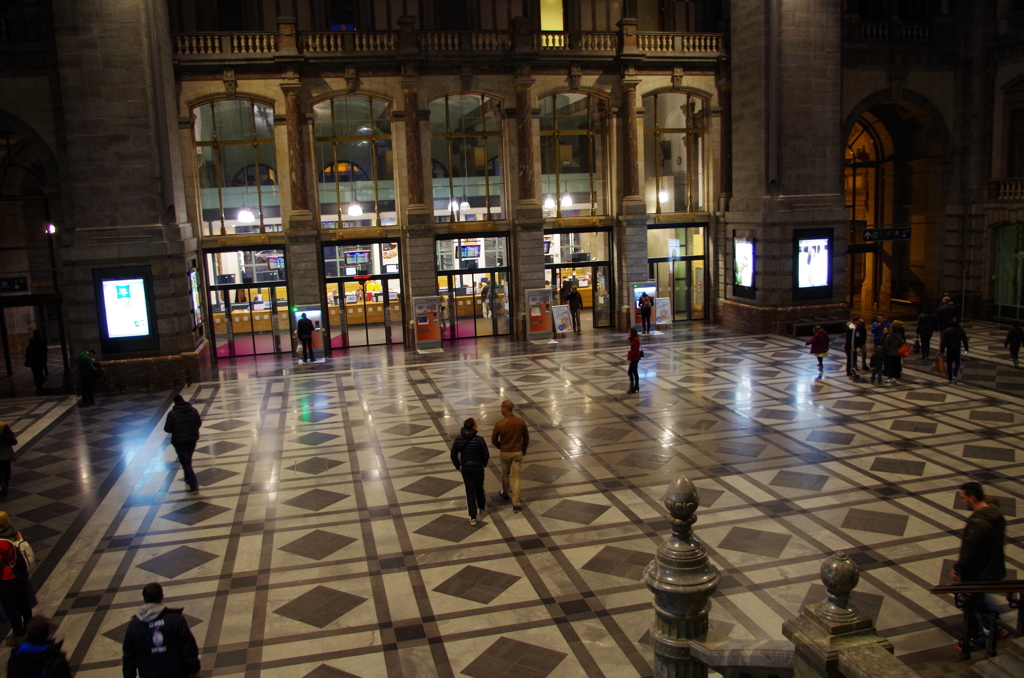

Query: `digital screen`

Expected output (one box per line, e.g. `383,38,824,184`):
101,278,151,338
267,255,284,270
345,267,357,276
459,245,481,258
798,238,830,288
543,241,552,254
385,264,398,273
345,251,370,265
734,239,754,288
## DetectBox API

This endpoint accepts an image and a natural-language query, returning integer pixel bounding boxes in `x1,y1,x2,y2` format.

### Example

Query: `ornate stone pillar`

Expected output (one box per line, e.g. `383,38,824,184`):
516,72,536,204
616,74,648,330
643,476,721,678
621,78,640,200
403,82,425,209
282,82,310,216
511,68,545,340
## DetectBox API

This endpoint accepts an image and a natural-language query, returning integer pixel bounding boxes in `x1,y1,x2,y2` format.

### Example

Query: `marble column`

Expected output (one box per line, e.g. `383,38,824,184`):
516,78,536,204
621,79,640,200
282,83,310,215
617,77,648,329
511,73,545,340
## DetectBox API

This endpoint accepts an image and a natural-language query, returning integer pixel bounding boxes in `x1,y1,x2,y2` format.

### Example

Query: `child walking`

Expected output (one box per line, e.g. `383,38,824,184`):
869,345,885,384
804,325,830,372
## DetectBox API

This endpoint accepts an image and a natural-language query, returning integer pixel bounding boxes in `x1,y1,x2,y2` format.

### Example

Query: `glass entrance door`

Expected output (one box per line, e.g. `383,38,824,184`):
650,259,705,321
209,284,289,357
327,275,403,347
438,271,511,339
547,265,611,328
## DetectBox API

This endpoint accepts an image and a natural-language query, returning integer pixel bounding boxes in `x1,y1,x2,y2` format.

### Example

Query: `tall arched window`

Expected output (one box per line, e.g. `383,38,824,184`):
429,94,505,223
193,100,280,235
540,93,607,218
313,97,395,228
642,91,706,214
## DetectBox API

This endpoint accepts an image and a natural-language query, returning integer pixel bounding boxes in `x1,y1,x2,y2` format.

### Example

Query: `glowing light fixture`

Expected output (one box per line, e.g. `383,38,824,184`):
459,199,471,212
543,197,556,210
560,194,572,208
658,190,669,204
45,224,55,234
347,202,363,217
449,200,460,212
237,206,255,223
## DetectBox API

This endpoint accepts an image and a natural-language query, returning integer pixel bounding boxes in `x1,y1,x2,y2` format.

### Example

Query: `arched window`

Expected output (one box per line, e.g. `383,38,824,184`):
313,96,395,228
540,92,607,218
642,91,706,214
429,94,505,223
193,100,280,235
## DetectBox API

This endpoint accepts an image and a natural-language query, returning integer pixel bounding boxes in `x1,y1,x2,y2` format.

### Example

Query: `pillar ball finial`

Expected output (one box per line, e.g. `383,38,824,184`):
819,551,860,620
663,476,699,521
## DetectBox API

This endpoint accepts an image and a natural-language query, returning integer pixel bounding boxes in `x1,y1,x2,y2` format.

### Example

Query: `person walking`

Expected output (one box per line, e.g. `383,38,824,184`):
917,308,937,360
23,330,47,394
77,348,100,407
6,616,72,678
122,583,201,678
163,395,202,495
638,292,653,334
627,327,643,393
854,317,868,370
296,313,314,362
870,314,890,349
936,296,958,332
939,317,969,383
804,325,829,373
567,286,583,334
491,400,529,514
1004,321,1024,368
450,417,490,525
882,326,904,385
0,421,17,499
0,512,33,646
479,278,493,318
951,481,1006,655
843,315,861,377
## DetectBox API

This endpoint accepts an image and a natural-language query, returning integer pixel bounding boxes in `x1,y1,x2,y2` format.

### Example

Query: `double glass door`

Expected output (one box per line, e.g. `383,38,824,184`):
548,265,612,327
208,284,290,357
326,276,404,347
437,270,511,339
649,259,705,321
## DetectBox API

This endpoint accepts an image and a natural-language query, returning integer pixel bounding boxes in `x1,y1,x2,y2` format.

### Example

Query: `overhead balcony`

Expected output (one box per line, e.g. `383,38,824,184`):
841,17,956,46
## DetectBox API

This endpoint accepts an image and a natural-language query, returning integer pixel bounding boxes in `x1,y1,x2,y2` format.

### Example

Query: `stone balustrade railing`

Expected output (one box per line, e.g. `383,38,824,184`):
993,179,1024,201
174,26,721,60
843,19,953,45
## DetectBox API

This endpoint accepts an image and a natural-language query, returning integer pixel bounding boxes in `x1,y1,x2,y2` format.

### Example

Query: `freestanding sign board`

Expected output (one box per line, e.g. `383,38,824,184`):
552,305,572,334
655,298,672,326
526,289,554,341
413,296,443,353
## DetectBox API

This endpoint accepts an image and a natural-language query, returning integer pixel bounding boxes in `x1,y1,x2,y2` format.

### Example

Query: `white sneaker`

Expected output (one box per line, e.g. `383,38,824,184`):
470,518,477,526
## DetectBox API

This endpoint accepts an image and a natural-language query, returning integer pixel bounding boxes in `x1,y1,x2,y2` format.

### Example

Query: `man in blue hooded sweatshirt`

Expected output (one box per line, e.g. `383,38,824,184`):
122,583,200,678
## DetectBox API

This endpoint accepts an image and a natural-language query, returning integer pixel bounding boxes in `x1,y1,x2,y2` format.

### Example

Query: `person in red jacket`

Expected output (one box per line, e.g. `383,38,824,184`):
0,512,33,646
627,327,643,393
804,326,830,372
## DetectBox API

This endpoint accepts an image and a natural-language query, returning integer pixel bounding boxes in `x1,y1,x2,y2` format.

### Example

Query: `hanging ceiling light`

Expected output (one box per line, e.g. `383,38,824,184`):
543,197,556,210
658,190,669,204
347,202,363,217
449,200,460,212
560,194,572,208
237,206,255,223
459,198,470,212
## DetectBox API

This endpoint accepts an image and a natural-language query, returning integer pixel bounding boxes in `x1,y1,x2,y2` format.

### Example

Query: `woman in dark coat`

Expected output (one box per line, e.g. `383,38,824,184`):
626,327,642,393
804,326,829,372
24,330,47,394
882,326,904,385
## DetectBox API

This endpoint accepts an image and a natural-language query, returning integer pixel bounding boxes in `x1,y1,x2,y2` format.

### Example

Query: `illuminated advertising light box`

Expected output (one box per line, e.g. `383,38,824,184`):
733,230,756,299
792,228,834,301
93,265,160,353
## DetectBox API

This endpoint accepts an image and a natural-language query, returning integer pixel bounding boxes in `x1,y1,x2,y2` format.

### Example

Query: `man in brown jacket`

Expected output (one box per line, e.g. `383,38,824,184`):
491,400,529,513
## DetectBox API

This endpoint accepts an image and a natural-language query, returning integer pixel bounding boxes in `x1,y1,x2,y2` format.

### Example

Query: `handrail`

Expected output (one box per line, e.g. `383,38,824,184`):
929,580,1024,595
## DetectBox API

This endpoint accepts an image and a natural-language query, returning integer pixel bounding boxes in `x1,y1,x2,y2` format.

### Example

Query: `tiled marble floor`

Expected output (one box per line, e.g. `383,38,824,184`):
2,324,1022,677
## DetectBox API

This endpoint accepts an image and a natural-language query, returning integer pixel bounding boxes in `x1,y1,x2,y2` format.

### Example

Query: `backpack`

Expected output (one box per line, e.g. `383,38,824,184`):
0,534,34,577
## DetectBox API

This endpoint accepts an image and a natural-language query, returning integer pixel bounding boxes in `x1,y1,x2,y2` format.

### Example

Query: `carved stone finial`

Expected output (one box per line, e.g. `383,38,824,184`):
345,66,358,93
223,70,237,94
819,551,861,622
569,65,582,91
663,475,699,539
672,67,685,89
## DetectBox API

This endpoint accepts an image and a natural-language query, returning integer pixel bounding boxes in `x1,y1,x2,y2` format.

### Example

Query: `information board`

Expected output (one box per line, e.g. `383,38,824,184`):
655,297,672,325
552,305,572,334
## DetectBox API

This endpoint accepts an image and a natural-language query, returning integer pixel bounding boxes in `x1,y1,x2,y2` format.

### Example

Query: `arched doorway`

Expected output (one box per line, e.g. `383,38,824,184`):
843,94,949,317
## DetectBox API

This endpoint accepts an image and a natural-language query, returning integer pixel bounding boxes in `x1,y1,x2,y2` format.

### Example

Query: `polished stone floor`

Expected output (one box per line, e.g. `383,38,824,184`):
1,322,1021,677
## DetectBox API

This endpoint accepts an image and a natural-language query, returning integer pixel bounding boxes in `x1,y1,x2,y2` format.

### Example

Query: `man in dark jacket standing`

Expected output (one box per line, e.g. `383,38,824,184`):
123,583,201,678
78,348,99,407
952,482,1006,654
164,395,202,494
450,417,490,525
567,286,584,334
7,616,72,678
296,313,314,362
939,318,969,383
24,330,47,394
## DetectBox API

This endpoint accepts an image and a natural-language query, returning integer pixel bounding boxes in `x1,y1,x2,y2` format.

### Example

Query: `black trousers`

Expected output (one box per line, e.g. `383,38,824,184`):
884,355,902,380
947,352,962,380
29,365,45,390
844,345,856,374
174,441,198,490
80,378,95,405
919,331,933,359
640,309,651,333
0,459,10,491
569,307,581,333
460,466,486,518
628,361,640,390
0,578,32,636
299,336,313,362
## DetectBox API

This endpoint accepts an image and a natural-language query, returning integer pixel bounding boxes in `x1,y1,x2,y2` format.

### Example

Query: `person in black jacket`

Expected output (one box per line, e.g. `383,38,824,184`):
163,395,202,494
936,296,958,332
939,318,969,383
450,417,490,525
843,315,861,377
7,616,72,678
296,313,314,362
24,330,48,394
916,309,937,360
1004,321,1024,368
123,583,200,678
567,286,584,334
952,482,1006,654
